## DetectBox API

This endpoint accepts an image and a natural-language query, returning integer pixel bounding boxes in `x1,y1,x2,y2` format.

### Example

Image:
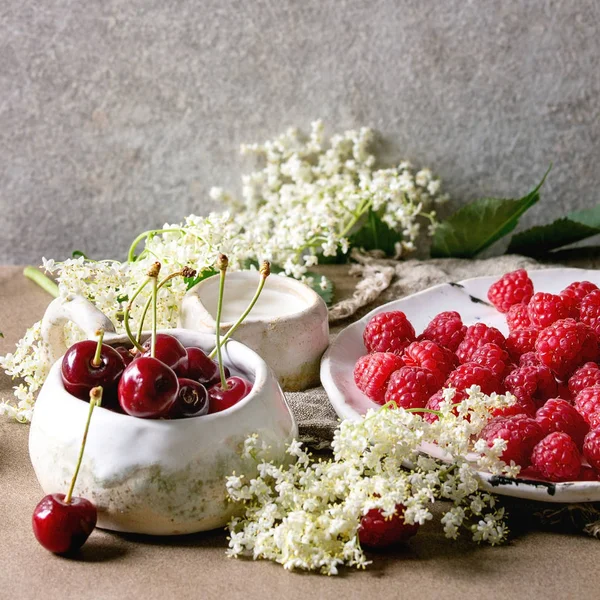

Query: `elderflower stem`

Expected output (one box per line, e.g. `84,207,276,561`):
215,254,229,390
208,261,270,360
65,386,102,504
127,228,209,263
23,266,59,298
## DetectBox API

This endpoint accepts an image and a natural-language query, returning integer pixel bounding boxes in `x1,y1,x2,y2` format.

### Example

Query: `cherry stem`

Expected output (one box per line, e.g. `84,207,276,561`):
150,271,158,358
215,254,229,390
208,261,271,360
123,278,151,353
23,266,59,298
64,386,102,504
91,330,105,368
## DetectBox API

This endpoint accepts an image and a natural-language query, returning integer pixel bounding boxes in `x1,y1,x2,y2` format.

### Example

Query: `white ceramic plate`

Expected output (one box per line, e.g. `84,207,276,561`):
321,268,600,503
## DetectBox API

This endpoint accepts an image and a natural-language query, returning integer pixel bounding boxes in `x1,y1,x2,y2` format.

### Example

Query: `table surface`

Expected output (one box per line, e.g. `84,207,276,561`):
1,264,599,600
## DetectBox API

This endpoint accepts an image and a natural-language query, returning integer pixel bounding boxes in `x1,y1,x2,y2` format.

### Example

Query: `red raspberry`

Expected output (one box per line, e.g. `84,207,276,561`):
456,323,506,364
384,366,440,409
488,269,534,313
535,398,589,449
470,343,511,380
535,319,599,379
574,386,600,425
401,341,456,385
530,432,581,482
519,352,542,367
422,389,467,423
445,363,501,395
479,415,544,467
418,311,466,352
578,466,600,481
560,281,599,316
527,292,574,329
583,430,600,472
505,328,539,362
568,362,600,397
358,504,419,548
504,364,558,408
580,290,600,336
363,311,416,355
354,352,405,404
492,395,536,418
506,303,532,332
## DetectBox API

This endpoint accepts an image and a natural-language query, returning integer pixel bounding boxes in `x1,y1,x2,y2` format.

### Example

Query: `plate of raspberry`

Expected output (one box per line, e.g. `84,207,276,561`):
320,267,600,502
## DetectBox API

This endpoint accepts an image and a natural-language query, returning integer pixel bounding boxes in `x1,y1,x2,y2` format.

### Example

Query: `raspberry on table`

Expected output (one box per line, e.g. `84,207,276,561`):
505,328,539,362
487,269,534,313
402,340,457,385
535,319,599,379
580,290,600,337
506,303,532,332
358,504,419,548
568,362,600,397
583,430,600,473
354,352,405,405
470,343,511,380
535,398,589,449
456,323,506,364
478,415,544,467
560,281,599,316
574,385,600,425
445,363,502,395
385,366,440,410
422,389,467,423
530,432,581,482
363,311,416,355
528,292,575,329
503,364,558,408
418,311,466,352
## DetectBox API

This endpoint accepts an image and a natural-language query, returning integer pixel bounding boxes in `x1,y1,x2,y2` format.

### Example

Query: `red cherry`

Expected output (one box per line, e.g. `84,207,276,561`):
61,341,125,401
118,356,179,418
168,378,209,418
114,345,135,366
140,333,188,377
186,347,230,385
208,376,252,413
32,493,97,554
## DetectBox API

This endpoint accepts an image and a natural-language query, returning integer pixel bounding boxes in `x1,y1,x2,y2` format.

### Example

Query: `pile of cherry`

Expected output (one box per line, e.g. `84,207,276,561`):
61,332,251,419
353,269,600,483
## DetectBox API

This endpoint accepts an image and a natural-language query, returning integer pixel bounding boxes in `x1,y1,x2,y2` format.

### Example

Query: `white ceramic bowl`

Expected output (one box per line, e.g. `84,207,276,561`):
321,268,600,503
30,318,297,534
180,271,329,391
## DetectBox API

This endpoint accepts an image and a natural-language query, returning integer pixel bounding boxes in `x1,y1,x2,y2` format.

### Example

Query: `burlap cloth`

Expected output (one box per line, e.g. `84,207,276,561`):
2,257,600,599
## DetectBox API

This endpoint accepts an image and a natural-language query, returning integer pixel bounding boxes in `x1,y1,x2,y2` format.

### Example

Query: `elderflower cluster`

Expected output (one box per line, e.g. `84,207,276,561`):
226,387,514,575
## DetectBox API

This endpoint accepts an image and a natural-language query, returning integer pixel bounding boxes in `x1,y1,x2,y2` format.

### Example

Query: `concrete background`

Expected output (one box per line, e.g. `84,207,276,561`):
1,0,599,264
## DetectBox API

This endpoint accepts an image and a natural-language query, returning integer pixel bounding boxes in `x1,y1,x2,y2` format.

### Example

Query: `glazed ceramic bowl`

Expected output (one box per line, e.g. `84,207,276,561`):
30,297,297,535
180,271,329,391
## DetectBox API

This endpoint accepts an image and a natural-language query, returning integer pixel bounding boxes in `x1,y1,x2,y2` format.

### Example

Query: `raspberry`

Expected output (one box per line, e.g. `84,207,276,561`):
560,281,599,316
580,290,600,336
492,395,536,418
354,352,405,404
574,386,600,425
568,362,600,397
519,352,542,367
530,432,581,482
384,366,440,409
535,319,599,379
503,364,558,408
358,504,419,548
487,269,534,313
527,292,574,329
422,389,467,423
505,328,539,362
479,415,544,467
470,343,511,380
401,340,456,385
418,311,466,352
578,466,600,481
582,430,600,472
535,398,589,449
506,303,532,332
456,323,506,364
363,311,416,355
445,363,501,395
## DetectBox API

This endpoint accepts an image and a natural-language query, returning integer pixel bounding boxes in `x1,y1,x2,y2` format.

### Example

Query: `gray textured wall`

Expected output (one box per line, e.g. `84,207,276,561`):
1,0,599,264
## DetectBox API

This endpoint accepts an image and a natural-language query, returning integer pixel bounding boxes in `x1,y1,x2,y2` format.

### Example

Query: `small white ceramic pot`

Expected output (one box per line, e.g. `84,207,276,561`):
29,296,297,535
179,271,329,391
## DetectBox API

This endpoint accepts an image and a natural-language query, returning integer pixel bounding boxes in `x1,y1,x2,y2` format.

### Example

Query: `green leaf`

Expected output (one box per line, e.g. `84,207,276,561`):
72,250,89,259
304,271,334,305
0,331,4,338
431,168,550,258
349,209,402,256
507,204,600,256
185,267,218,291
